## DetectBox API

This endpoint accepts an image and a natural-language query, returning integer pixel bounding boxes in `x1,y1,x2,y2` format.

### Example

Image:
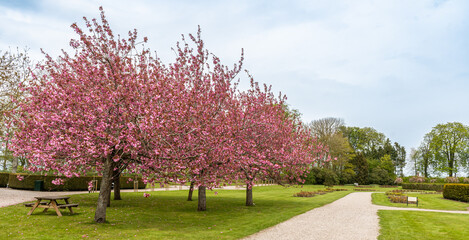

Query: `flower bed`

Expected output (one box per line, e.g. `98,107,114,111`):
293,191,316,197
386,190,408,203
293,188,341,197
353,188,377,191
387,194,407,203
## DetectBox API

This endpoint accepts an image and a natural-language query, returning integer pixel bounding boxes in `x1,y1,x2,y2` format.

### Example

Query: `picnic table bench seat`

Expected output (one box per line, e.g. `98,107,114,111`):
57,203,79,208
23,202,47,207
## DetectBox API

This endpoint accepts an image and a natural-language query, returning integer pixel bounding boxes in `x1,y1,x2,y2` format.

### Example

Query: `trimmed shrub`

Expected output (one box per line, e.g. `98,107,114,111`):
8,174,145,191
401,183,444,192
443,184,469,202
0,172,9,187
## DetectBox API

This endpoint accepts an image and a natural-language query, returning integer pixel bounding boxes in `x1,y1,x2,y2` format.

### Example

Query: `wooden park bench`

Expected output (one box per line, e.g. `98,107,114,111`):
407,196,418,207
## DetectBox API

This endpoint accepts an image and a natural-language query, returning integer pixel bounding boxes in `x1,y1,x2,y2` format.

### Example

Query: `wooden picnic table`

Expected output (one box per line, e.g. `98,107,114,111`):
25,196,78,217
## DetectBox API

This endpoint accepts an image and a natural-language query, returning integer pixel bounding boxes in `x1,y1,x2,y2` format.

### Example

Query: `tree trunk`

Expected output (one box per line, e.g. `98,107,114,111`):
94,158,113,223
187,181,194,201
113,169,121,200
246,187,254,206
107,190,111,207
197,185,206,211
424,163,428,178
11,157,18,173
448,163,453,177
449,154,454,177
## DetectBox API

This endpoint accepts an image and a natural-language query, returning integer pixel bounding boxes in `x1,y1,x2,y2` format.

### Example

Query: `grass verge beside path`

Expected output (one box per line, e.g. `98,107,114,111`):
0,185,349,240
378,210,469,240
372,192,469,211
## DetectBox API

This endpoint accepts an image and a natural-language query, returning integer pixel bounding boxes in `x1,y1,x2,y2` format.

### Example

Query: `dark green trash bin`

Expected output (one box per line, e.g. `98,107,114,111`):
34,180,44,191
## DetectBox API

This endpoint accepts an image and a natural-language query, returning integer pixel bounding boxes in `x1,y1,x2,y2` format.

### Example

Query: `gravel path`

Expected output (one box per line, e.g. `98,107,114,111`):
243,192,469,240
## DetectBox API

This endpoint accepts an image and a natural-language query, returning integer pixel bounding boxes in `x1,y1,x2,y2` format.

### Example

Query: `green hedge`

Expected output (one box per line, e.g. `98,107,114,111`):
401,183,445,191
443,184,469,202
8,174,145,191
0,173,9,187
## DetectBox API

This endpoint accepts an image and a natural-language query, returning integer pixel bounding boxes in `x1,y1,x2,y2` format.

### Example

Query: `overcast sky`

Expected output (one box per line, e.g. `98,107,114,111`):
1,0,469,156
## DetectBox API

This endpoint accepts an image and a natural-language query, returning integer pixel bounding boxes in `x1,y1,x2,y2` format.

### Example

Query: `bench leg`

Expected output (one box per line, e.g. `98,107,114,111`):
27,201,40,216
50,201,62,217
64,199,74,214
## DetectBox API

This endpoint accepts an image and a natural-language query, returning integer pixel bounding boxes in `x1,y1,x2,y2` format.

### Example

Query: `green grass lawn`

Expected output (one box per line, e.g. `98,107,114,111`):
0,185,349,239
378,210,469,240
372,192,469,211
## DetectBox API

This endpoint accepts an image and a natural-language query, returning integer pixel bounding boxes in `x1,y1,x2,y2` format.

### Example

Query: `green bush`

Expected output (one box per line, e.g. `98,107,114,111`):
339,163,356,184
401,183,445,191
304,167,339,186
0,172,9,187
369,167,393,185
443,184,469,202
323,169,339,187
303,167,320,184
8,174,145,191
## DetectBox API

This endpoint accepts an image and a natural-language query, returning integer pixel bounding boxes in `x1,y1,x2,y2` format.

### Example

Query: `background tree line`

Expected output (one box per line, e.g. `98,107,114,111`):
305,117,406,185
410,122,469,178
0,48,31,173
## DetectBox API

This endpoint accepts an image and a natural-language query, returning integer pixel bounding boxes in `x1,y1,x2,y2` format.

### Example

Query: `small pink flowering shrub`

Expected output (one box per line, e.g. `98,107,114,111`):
51,178,65,185
394,177,403,184
143,193,150,198
445,177,459,183
87,181,94,191
16,175,24,181
409,176,425,183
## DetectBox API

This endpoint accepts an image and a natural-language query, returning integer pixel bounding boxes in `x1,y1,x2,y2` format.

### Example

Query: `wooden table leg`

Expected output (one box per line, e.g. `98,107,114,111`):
42,201,51,213
27,200,40,215
64,198,74,214
50,200,62,217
